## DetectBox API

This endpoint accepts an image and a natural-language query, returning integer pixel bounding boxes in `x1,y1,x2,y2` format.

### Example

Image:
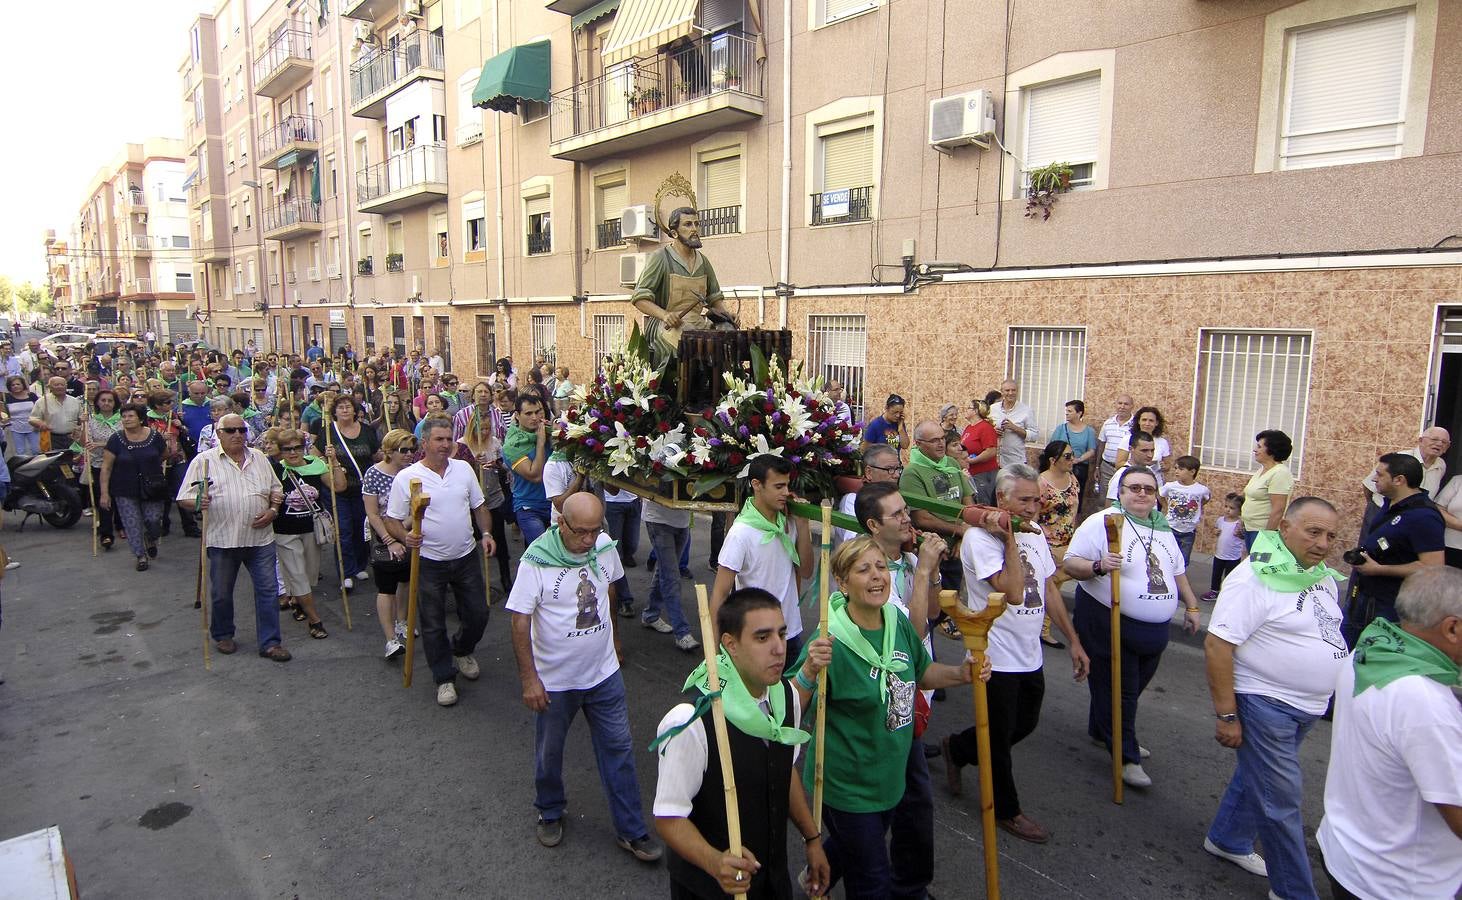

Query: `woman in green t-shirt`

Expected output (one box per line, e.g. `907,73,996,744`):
793,535,987,899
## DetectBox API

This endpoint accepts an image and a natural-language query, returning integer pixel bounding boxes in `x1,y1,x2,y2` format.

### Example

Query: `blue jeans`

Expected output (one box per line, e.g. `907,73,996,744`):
1206,693,1321,900
1174,529,1196,565
208,544,282,652
533,669,649,841
8,430,39,456
515,506,551,547
642,522,691,638
335,490,368,575
647,527,691,570
823,739,934,899
604,497,641,560
1243,529,1259,551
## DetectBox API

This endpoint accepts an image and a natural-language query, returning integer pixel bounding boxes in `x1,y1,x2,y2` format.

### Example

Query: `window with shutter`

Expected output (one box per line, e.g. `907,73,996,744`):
1023,73,1100,187
598,179,627,222
823,0,875,25
701,155,740,209
1007,328,1087,444
1280,9,1410,170
525,195,551,218
699,0,744,33
819,125,873,193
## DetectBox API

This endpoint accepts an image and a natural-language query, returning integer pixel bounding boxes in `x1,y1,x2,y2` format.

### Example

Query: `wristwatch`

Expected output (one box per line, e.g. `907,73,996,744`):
1215,713,1238,723
1091,558,1105,576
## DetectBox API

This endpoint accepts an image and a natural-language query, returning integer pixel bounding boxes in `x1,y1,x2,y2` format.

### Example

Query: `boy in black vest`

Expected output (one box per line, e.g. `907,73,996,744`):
651,588,831,898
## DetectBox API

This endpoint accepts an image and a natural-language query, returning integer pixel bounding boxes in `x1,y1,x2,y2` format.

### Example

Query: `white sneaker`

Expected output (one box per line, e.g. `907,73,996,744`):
83,509,93,516
384,639,404,660
1121,763,1152,788
354,570,369,580
1203,837,1268,877
342,577,354,590
5,561,18,571
394,621,407,642
454,654,481,680
642,617,674,634
436,682,458,706
675,633,701,652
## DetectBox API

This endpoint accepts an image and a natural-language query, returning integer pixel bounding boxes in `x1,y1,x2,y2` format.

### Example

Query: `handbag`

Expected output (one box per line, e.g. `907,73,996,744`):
138,472,168,502
286,469,335,546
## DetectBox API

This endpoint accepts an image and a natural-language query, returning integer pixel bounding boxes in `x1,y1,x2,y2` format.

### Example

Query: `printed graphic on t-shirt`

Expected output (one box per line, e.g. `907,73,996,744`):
1019,551,1043,608
1301,583,1347,651
880,650,915,733
574,569,602,630
1145,549,1167,594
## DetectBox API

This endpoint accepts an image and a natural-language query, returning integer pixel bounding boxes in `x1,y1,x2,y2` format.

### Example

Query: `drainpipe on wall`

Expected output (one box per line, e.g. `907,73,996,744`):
777,0,792,296
492,0,507,305
571,30,585,308
335,10,359,339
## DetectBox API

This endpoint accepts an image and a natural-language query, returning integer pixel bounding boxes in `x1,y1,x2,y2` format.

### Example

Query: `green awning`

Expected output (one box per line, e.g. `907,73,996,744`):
572,0,620,29
473,40,551,113
275,149,302,169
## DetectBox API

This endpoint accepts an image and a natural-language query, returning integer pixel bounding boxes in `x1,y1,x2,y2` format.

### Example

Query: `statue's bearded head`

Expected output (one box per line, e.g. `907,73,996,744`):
668,207,702,249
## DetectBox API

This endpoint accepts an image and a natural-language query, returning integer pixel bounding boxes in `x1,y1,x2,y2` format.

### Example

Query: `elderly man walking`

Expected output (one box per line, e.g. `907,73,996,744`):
177,413,290,661
901,419,974,593
385,420,497,707
1202,498,1348,899
507,492,662,862
991,380,1038,468
1317,567,1462,900
29,376,81,450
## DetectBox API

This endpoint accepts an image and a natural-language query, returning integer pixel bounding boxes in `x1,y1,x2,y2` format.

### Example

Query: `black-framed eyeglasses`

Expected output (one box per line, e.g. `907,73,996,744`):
218,426,248,434
560,519,604,537
868,463,904,475
1062,452,1075,460
1122,483,1158,495
279,444,304,452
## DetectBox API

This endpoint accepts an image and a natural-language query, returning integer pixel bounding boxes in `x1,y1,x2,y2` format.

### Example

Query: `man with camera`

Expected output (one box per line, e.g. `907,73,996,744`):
1344,453,1444,647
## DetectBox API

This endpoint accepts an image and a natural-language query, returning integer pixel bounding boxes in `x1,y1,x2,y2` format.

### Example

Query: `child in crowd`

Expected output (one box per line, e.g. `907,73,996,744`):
1160,455,1211,564
1204,493,1246,600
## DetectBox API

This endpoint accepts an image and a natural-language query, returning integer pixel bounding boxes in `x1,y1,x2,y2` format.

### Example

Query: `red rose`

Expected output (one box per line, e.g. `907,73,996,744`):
728,452,744,466
652,460,664,472
566,409,577,422
694,427,708,438
763,401,774,412
702,408,715,418
648,378,660,390
701,459,716,470
658,422,671,433
636,436,648,448
652,397,667,411
749,414,763,428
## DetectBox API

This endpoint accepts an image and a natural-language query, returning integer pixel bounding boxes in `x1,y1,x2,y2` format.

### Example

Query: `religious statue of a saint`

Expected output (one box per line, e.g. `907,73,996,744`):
630,206,738,363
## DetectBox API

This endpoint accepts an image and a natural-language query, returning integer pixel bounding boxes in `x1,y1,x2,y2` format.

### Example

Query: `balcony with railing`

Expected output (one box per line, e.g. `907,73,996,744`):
595,218,622,249
127,277,154,295
131,234,153,256
259,115,322,169
698,204,741,236
253,27,313,99
356,143,447,214
262,197,323,240
342,0,397,20
385,254,405,273
811,186,874,226
350,31,445,119
527,231,552,256
358,256,375,276
124,188,146,209
549,33,764,161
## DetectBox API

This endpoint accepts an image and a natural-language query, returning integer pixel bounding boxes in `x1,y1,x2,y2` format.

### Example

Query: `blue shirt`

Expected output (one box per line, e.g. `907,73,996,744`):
862,415,905,456
305,346,325,362
1052,422,1097,462
503,439,550,513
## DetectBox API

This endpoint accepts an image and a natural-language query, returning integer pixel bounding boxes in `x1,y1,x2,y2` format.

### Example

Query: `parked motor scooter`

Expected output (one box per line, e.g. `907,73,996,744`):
4,449,83,529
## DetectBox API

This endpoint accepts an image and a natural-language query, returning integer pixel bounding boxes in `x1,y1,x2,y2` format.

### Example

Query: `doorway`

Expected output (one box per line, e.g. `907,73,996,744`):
1427,306,1462,486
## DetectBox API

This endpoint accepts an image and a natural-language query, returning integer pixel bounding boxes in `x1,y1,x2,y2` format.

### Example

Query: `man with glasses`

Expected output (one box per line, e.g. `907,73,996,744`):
507,491,663,863
1106,432,1158,504
385,420,498,707
0,342,22,378
834,443,902,546
177,413,290,662
52,361,85,398
901,420,976,594
941,464,1087,843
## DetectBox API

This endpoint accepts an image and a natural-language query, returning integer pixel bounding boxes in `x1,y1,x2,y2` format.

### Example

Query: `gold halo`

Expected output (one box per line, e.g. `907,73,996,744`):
653,173,698,235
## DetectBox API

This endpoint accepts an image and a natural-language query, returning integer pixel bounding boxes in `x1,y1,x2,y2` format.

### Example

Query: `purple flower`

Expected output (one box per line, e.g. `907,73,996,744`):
738,426,750,438
718,410,733,426
710,437,724,447
790,455,802,465
598,425,611,434
771,412,784,424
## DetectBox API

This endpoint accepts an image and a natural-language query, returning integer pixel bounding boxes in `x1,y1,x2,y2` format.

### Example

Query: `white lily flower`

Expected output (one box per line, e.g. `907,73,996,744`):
689,434,713,466
779,393,814,437
737,433,785,478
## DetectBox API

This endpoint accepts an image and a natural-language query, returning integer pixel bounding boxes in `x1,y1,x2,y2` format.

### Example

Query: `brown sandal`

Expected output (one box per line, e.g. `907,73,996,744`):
308,621,329,640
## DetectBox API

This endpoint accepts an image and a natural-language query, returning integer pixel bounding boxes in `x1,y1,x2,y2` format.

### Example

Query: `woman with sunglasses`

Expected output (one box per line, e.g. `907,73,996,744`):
99,403,169,570
363,429,416,658
84,389,124,550
1062,466,1201,789
271,428,347,639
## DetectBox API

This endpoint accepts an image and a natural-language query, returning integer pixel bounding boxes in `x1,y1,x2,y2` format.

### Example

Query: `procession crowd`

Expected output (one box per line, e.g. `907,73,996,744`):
0,335,1458,900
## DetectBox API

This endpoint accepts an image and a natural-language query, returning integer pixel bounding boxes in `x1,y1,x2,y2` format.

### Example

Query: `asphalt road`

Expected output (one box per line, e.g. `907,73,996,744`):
0,508,1337,899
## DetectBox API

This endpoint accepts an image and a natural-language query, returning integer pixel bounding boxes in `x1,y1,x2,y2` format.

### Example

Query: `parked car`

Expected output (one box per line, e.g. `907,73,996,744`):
41,332,96,352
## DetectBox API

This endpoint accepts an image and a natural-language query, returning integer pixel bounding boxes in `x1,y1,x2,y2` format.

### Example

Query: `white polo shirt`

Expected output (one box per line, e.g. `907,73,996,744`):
386,457,484,562
1099,415,1134,464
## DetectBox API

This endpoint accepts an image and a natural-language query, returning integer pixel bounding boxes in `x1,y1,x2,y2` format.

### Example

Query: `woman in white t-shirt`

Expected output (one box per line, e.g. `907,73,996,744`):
1116,407,1172,486
1062,465,1201,788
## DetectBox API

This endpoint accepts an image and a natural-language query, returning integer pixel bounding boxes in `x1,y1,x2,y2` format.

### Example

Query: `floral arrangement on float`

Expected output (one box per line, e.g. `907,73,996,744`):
554,327,861,507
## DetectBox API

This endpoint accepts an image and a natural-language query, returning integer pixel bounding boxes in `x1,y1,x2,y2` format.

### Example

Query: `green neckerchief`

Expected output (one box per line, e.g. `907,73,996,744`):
242,406,264,420
181,397,207,407
548,449,567,462
1247,530,1342,593
1111,504,1172,532
735,499,799,565
92,411,121,429
279,456,328,476
908,446,960,475
826,592,907,703
439,390,460,405
503,423,538,462
1352,618,1459,695
886,553,914,600
649,649,810,754
520,525,619,570
146,409,170,422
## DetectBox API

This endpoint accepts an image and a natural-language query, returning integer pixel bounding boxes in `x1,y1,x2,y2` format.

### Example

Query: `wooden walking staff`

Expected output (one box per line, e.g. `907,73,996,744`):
402,479,430,688
812,500,833,834
196,459,212,672
477,466,495,606
320,393,353,630
694,584,743,864
1104,515,1124,805
938,587,1008,900
81,402,97,557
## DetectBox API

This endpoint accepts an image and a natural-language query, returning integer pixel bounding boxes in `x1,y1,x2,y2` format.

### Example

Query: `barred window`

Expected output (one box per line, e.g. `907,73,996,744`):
807,314,867,423
1193,330,1312,475
592,314,626,376
1006,327,1087,444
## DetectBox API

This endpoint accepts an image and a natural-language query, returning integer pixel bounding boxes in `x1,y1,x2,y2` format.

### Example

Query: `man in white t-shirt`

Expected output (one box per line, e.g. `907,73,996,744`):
1095,394,1135,497
385,420,498,707
991,380,1038,468
506,492,663,863
1317,566,1462,900
1105,431,1156,503
1202,498,1347,898
711,456,814,660
940,464,1087,844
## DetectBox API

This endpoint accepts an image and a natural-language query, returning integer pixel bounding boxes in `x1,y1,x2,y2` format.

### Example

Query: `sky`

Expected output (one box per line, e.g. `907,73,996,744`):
0,0,216,287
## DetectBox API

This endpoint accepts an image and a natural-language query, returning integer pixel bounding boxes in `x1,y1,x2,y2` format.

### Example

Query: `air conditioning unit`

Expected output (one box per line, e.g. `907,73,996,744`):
619,252,648,287
928,89,996,150
620,205,657,240
268,274,280,285
286,272,297,283
353,22,373,44
326,262,341,279
401,0,423,16
307,266,321,281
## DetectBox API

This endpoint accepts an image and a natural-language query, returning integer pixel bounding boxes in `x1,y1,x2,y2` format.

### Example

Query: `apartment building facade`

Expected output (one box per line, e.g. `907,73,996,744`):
67,140,195,332
43,231,74,323
185,0,1461,554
